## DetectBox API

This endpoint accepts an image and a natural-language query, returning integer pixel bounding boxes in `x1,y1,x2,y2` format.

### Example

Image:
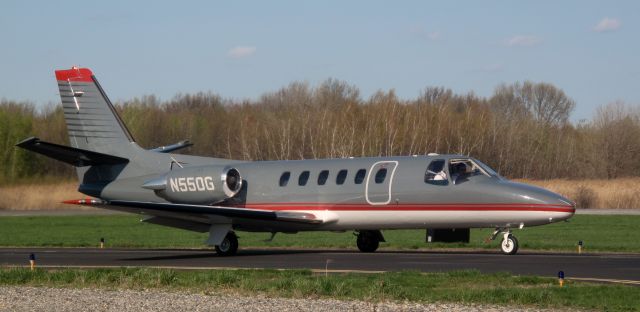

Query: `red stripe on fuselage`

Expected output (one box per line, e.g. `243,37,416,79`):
233,203,575,213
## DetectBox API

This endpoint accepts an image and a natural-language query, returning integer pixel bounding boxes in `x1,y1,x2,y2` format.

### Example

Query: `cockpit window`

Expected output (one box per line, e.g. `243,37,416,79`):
472,158,501,177
425,159,448,185
449,158,496,185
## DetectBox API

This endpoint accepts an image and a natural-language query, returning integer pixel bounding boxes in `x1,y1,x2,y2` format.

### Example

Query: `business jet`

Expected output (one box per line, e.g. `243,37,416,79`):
17,67,575,256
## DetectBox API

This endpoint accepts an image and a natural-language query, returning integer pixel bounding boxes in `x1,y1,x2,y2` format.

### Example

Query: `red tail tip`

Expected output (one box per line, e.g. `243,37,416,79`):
55,67,93,82
62,198,103,206
62,199,81,205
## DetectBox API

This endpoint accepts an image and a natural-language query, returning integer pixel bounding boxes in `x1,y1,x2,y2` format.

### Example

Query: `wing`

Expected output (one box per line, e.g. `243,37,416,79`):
107,200,324,224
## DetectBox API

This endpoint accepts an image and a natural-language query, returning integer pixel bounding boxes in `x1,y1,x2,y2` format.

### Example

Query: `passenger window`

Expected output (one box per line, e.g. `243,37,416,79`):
425,159,448,185
374,168,387,184
279,171,291,187
298,171,310,186
354,169,366,184
336,169,348,185
317,170,329,185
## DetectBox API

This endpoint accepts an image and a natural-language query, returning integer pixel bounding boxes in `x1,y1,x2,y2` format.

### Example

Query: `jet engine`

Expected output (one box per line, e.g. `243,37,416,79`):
142,166,243,205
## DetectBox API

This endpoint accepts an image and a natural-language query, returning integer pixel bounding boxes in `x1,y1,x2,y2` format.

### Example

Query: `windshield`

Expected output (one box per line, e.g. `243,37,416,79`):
471,158,501,177
447,158,501,185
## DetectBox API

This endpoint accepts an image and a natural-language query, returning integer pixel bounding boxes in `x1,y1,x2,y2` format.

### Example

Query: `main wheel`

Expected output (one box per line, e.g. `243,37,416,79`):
356,231,380,253
215,232,239,256
500,234,519,255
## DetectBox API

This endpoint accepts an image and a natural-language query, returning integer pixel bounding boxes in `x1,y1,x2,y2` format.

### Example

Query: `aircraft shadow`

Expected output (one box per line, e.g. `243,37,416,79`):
121,248,526,262
123,249,321,261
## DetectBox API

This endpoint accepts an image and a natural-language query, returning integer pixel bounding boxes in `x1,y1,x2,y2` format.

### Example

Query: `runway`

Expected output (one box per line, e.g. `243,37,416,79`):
1,248,639,284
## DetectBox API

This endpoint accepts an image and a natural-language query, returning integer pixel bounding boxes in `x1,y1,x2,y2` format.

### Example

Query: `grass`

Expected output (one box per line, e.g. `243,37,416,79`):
0,267,638,311
0,215,639,253
0,181,86,210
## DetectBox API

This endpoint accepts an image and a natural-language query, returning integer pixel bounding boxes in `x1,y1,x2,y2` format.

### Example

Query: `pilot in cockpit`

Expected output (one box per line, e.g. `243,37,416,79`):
451,163,469,185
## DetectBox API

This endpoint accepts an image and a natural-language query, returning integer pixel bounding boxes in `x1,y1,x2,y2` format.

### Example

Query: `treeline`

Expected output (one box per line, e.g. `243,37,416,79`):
1,79,639,184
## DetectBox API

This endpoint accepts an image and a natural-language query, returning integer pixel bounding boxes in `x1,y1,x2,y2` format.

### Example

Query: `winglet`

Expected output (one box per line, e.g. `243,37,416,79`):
55,66,93,82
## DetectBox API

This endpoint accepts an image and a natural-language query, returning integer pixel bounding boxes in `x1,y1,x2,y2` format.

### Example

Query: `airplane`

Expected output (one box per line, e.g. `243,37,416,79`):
16,67,576,256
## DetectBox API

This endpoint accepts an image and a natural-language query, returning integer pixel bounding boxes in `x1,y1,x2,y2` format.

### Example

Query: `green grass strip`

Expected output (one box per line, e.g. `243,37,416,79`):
0,268,638,311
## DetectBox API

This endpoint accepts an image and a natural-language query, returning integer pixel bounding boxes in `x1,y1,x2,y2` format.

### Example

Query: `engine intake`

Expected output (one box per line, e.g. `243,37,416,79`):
222,168,242,197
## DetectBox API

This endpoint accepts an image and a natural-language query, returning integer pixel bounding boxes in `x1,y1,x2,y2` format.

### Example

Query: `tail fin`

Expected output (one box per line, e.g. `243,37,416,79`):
17,67,180,198
56,67,135,152
52,67,145,189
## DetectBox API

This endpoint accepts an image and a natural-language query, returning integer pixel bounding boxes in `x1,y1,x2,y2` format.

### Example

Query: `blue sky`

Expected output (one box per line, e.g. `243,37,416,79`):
1,0,638,121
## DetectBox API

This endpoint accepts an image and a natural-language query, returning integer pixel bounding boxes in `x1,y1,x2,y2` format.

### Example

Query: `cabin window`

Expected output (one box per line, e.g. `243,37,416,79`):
336,169,348,185
374,168,387,184
425,159,448,185
317,170,329,185
354,169,366,184
298,171,310,186
279,171,291,187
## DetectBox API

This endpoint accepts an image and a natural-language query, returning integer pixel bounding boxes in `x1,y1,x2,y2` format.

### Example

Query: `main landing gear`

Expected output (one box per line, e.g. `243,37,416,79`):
215,231,239,256
489,228,519,255
355,230,385,253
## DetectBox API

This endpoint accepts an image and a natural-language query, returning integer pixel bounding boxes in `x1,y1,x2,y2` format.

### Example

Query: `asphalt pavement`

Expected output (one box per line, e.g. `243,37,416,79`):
1,247,639,285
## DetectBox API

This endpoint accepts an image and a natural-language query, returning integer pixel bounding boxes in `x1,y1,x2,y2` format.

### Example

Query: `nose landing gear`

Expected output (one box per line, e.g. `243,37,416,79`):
500,233,519,255
489,228,519,255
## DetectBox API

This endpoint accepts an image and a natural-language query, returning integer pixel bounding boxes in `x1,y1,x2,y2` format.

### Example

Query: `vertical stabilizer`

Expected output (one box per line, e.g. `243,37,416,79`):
56,67,135,152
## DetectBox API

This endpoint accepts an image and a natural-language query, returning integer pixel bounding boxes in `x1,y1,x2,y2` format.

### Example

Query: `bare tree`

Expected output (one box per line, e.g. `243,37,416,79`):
489,83,530,120
490,81,575,125
593,101,640,178
523,81,575,125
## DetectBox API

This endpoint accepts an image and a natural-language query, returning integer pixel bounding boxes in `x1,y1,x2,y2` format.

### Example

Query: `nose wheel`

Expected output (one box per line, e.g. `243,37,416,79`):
500,234,519,255
488,228,519,255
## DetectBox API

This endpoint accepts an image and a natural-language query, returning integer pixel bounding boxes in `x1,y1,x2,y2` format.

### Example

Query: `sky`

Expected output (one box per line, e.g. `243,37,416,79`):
1,1,638,122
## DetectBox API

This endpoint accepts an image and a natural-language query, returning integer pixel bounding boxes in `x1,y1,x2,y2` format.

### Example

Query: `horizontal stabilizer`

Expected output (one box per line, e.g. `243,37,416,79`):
16,137,129,167
150,140,193,153
108,200,324,224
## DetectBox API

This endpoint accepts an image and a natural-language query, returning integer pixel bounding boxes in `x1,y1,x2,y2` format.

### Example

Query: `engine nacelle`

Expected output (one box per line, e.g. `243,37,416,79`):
143,166,243,205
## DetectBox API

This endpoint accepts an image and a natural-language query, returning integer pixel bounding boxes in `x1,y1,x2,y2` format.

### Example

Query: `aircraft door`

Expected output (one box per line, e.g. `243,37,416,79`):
365,161,398,205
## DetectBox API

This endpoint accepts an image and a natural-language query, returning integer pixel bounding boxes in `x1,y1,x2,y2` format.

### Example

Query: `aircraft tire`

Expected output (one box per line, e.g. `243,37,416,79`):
215,232,239,256
356,231,380,253
500,235,519,255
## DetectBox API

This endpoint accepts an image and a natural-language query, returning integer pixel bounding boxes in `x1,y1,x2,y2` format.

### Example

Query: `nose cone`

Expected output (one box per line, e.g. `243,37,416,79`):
505,181,576,221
